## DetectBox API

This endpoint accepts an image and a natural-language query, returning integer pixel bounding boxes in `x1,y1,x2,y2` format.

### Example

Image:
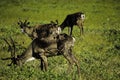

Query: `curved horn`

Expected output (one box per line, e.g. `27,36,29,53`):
10,37,17,59
1,57,12,60
56,20,58,24
24,19,28,24
3,38,12,54
2,37,17,66
18,18,22,23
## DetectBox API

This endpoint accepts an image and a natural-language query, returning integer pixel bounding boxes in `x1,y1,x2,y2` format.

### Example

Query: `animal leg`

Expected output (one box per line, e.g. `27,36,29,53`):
68,27,70,35
63,49,74,73
81,23,84,35
40,59,44,71
77,20,84,35
68,48,80,77
70,53,80,75
70,26,73,36
78,24,83,36
40,55,48,71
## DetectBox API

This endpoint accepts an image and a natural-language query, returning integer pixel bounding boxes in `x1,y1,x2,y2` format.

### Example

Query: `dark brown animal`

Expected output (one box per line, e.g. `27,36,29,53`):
60,12,85,36
18,20,61,39
2,33,80,76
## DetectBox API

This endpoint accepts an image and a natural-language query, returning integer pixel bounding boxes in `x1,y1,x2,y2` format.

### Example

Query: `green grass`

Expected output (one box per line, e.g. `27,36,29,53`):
0,0,120,80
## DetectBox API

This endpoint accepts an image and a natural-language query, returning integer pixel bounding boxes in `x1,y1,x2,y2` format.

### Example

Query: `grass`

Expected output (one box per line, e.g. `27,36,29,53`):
0,0,120,80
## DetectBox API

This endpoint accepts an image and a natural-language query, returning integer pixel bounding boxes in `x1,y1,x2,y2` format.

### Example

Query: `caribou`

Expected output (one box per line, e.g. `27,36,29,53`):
60,12,85,36
18,20,61,39
2,33,80,76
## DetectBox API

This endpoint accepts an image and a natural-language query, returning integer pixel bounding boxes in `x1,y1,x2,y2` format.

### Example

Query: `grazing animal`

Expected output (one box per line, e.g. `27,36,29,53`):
60,12,85,36
18,20,61,39
2,33,80,76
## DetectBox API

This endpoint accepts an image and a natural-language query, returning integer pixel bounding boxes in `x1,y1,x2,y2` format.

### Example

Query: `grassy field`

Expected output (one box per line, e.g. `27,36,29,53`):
0,0,120,80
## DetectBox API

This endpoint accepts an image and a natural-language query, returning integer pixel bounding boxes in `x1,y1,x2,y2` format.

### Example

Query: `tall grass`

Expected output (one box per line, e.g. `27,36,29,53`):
0,0,120,80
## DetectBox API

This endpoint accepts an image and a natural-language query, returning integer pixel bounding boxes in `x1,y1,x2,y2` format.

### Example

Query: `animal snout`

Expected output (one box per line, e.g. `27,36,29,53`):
57,27,61,34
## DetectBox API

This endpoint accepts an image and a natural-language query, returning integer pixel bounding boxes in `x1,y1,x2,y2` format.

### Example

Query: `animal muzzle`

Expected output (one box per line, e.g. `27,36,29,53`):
81,14,85,20
57,27,62,34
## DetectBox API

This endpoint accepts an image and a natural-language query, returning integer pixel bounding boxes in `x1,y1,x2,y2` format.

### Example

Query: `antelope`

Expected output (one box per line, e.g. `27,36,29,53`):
60,12,85,36
2,33,80,77
18,20,61,39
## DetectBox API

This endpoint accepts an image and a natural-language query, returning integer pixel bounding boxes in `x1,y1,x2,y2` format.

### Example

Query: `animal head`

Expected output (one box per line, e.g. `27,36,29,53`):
56,33,75,51
81,13,85,20
76,12,85,20
18,20,30,33
77,12,85,23
57,33,75,44
50,20,61,34
76,12,85,29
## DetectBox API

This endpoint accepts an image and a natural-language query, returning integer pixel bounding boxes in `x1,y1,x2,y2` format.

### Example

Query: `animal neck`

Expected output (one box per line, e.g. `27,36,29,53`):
24,27,34,39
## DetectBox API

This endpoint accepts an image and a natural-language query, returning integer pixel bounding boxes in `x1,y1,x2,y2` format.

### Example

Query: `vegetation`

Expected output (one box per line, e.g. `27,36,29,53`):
0,0,120,80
